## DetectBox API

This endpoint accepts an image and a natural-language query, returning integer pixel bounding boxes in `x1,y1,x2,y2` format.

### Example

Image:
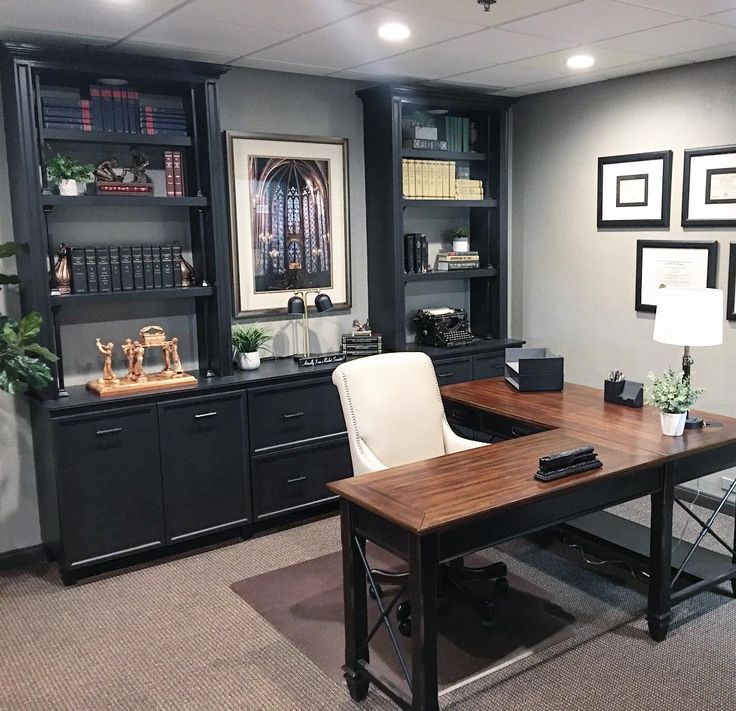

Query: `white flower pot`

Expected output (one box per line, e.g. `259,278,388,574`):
660,412,687,437
58,179,79,196
237,352,260,370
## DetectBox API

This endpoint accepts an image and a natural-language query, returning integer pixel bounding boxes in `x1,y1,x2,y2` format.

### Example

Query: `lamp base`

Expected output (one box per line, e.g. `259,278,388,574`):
293,352,346,367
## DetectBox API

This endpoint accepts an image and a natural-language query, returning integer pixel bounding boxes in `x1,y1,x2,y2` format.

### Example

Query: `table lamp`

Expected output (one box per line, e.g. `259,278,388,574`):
653,286,723,428
287,289,334,363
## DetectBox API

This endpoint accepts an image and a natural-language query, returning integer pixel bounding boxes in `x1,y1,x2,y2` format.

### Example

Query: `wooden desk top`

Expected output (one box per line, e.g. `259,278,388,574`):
328,379,736,535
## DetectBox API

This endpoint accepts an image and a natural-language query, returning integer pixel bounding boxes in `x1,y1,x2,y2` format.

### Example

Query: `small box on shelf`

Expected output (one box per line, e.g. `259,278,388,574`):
603,379,643,408
505,347,564,392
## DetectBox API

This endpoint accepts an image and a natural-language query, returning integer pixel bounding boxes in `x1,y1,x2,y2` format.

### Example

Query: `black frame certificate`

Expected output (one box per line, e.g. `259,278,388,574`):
635,240,718,313
683,145,736,226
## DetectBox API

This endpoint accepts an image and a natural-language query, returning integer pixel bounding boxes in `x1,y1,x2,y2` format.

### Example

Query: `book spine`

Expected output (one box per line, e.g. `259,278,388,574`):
42,121,92,131
172,243,183,287
131,246,145,290
152,246,163,289
140,127,189,136
84,247,99,293
109,246,122,291
404,233,415,274
119,246,134,291
42,106,90,119
89,86,103,131
413,234,423,274
120,89,130,133
402,159,408,198
421,234,428,273
407,159,416,198
160,244,174,289
112,89,125,132
172,151,184,197
41,97,84,108
99,86,115,132
96,247,112,293
449,161,456,200
164,150,175,197
142,245,155,289
70,248,87,294
129,89,139,134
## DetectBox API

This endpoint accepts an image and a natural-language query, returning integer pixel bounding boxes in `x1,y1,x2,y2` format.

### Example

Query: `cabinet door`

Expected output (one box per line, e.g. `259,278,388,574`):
54,406,164,569
433,356,474,385
158,392,250,543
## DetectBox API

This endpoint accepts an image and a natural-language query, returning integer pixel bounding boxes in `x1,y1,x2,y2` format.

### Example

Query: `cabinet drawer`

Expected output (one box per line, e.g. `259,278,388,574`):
473,354,504,380
54,406,164,568
433,357,473,385
158,392,250,543
248,379,346,451
252,438,352,520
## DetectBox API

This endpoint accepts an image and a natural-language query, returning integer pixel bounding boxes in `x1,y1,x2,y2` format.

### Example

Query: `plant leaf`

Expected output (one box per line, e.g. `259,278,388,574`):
0,274,20,286
23,342,58,362
0,242,27,259
18,311,42,343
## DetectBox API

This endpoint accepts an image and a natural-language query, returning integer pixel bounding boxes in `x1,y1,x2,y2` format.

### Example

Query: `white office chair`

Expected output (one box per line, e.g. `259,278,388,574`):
332,351,508,634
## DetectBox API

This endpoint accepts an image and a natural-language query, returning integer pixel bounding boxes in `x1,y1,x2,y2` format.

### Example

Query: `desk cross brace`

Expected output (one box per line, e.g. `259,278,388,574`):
671,477,736,590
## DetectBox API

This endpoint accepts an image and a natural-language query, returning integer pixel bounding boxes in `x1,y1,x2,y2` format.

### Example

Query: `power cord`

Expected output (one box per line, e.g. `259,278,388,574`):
561,535,650,581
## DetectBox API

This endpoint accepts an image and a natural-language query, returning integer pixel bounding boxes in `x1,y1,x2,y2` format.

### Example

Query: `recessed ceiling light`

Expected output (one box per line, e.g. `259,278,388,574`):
566,54,595,70
378,22,410,42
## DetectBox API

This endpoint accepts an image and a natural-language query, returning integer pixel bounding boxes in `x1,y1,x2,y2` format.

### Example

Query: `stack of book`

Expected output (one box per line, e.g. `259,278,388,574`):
455,178,485,200
68,243,186,294
342,333,382,359
89,84,140,133
402,159,456,199
41,96,94,131
140,105,188,136
404,233,429,274
436,250,480,271
444,116,471,152
164,151,185,197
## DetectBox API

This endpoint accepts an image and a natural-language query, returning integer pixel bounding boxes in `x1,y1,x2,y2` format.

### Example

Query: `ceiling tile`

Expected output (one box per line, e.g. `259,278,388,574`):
232,56,338,76
517,45,655,74
673,41,736,61
599,18,736,55
250,7,486,69
177,0,369,34
704,8,736,25
128,14,291,56
597,55,691,76
381,0,583,27
0,0,183,41
445,63,567,88
618,0,736,17
347,50,488,80
330,68,413,82
500,0,682,43
511,70,616,94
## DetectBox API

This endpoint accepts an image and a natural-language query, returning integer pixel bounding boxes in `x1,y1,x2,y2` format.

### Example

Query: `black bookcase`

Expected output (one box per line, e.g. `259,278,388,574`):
0,42,233,398
357,85,516,355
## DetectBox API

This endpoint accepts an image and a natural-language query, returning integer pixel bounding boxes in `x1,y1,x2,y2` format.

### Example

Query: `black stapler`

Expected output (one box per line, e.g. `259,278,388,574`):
535,445,602,482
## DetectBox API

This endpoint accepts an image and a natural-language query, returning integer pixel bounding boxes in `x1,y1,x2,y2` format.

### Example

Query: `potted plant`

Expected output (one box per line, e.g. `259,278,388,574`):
450,226,470,253
232,324,272,371
645,368,703,437
47,154,94,196
0,242,58,393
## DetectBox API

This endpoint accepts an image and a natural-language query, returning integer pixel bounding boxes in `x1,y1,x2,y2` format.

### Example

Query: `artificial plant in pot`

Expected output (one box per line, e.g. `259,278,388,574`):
232,324,272,371
47,154,94,196
449,226,470,252
645,368,703,437
0,242,58,393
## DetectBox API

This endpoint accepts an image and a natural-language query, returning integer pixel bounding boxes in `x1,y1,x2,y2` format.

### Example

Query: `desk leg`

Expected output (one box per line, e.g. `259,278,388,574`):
648,467,673,642
409,533,439,711
341,500,370,702
732,507,736,598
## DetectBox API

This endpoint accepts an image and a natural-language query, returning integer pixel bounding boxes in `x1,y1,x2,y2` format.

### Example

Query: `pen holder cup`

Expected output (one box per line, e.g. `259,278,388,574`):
604,379,643,408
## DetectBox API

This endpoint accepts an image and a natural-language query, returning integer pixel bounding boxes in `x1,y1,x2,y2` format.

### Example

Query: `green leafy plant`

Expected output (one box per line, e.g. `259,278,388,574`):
232,324,272,355
47,154,93,183
450,227,469,239
645,368,703,414
0,242,57,394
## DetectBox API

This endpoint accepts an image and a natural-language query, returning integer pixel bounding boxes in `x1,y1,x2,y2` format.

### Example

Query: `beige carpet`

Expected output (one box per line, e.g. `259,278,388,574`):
1,499,735,710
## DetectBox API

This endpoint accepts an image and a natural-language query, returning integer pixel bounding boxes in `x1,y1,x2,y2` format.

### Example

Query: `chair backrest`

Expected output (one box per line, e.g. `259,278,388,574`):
332,352,448,474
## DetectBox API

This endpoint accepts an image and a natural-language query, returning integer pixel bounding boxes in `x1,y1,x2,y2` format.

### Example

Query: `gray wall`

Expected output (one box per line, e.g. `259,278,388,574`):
512,57,736,421
0,66,367,554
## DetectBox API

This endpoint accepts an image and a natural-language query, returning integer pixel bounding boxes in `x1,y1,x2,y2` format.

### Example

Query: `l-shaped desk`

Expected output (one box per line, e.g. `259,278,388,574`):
328,379,736,711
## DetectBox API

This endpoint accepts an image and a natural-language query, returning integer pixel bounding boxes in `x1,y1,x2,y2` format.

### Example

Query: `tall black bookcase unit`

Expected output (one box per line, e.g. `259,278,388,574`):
357,85,517,358
0,43,233,397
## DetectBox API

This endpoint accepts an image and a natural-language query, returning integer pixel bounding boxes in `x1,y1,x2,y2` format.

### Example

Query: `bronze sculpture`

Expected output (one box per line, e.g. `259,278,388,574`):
171,337,183,375
94,157,119,183
125,147,152,184
52,243,71,295
95,338,118,383
121,338,136,381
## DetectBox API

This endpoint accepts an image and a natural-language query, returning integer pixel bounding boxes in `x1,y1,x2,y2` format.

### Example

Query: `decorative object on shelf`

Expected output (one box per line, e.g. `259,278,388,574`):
227,132,351,317
0,242,57,394
351,319,371,335
89,148,153,195
436,250,479,271
597,151,673,228
450,227,470,252
645,368,703,437
403,233,429,274
403,159,457,199
635,240,718,313
232,324,272,371
179,248,196,287
47,153,93,196
87,325,197,397
504,347,564,392
682,145,736,227
727,243,736,321
342,331,381,358
652,286,722,429
414,307,479,348
51,243,71,295
603,371,643,408
469,121,478,150
286,289,344,366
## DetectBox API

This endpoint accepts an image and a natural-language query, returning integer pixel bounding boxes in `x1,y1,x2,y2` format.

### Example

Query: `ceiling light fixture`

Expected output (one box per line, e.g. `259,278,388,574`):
477,0,497,11
566,54,595,70
378,22,411,42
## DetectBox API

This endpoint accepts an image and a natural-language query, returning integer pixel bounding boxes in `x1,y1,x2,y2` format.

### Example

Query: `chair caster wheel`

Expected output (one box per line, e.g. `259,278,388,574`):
481,616,496,629
369,583,383,600
399,619,412,637
397,600,411,623
496,576,509,593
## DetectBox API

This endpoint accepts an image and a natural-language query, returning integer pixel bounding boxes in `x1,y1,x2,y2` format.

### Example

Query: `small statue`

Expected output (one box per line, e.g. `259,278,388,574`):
125,147,152,185
95,338,118,384
171,337,183,375
352,319,371,334
94,157,119,183
133,340,146,381
161,341,174,377
52,243,71,295
121,338,136,381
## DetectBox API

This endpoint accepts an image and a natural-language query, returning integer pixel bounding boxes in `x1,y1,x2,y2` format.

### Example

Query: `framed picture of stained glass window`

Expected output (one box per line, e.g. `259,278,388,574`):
227,132,351,317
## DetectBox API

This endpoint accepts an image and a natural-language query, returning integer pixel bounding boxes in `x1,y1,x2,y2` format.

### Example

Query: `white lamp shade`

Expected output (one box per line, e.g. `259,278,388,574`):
653,287,723,347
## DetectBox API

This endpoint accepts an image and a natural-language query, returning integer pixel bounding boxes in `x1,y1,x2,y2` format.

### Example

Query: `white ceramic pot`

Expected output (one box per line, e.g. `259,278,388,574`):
452,236,470,253
237,352,260,370
58,179,79,196
660,411,687,437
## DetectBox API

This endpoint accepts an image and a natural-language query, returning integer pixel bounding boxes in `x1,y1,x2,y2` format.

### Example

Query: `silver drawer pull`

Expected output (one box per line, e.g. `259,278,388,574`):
287,475,307,484
96,427,122,436
194,411,218,419
438,372,455,378
282,412,305,420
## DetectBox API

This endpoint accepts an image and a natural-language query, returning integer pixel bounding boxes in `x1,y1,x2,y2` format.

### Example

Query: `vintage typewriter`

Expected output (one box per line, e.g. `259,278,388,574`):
413,307,480,348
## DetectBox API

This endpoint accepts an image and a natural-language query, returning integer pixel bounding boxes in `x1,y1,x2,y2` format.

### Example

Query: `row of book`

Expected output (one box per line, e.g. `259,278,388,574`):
342,333,382,358
444,116,472,153
139,105,188,136
402,159,486,200
404,233,429,274
455,179,485,200
68,243,185,294
436,250,480,271
164,151,185,197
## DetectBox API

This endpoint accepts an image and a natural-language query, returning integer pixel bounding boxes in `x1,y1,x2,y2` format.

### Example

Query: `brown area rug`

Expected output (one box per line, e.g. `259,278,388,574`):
231,545,576,693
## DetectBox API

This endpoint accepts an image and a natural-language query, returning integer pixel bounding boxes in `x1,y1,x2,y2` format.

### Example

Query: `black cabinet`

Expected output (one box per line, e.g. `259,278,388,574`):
54,406,165,570
433,357,474,385
473,353,504,380
159,392,249,543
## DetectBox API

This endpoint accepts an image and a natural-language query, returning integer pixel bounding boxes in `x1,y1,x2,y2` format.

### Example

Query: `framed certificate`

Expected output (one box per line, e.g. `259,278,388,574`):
598,151,672,228
635,240,718,313
682,145,736,227
727,244,736,321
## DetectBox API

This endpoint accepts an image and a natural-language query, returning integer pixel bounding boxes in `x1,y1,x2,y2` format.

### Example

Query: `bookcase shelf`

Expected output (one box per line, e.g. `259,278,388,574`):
41,195,208,208
402,198,498,208
41,128,192,147
401,149,487,162
49,285,214,306
403,267,498,283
